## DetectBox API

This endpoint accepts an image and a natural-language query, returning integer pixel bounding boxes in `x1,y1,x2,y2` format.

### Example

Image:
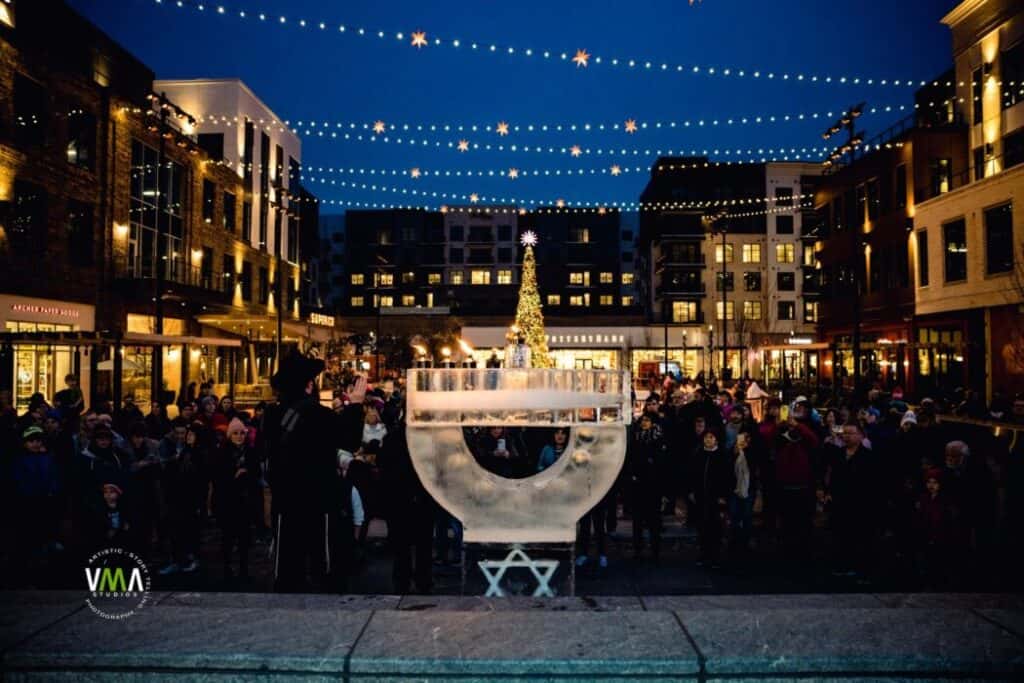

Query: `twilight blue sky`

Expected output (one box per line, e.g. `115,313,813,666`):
69,0,957,214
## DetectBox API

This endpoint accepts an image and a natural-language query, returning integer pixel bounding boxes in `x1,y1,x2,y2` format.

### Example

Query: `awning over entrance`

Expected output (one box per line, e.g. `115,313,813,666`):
760,342,830,351
196,313,342,345
124,332,241,348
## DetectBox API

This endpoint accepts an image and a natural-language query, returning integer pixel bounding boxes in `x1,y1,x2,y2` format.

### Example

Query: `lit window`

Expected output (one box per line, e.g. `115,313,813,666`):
743,301,762,320
402,271,415,284
569,227,590,242
777,301,795,320
471,269,491,285
599,272,613,284
673,301,697,322
742,244,761,263
427,273,441,284
350,273,364,285
547,294,561,305
569,271,590,285
621,295,633,306
380,296,394,307
716,301,735,320
600,295,613,305
621,272,634,285
350,296,364,307
715,244,734,263
570,295,585,306
775,244,795,263
497,269,512,284
376,272,394,287
802,245,816,266
804,301,818,322
401,295,415,306
450,270,464,285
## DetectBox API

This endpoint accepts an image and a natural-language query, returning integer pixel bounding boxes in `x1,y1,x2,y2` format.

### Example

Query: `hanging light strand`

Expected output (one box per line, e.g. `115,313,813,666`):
193,104,914,138
153,0,942,89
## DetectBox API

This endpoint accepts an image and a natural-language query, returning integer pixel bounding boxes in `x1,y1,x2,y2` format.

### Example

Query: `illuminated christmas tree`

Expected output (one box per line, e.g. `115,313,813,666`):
513,231,553,368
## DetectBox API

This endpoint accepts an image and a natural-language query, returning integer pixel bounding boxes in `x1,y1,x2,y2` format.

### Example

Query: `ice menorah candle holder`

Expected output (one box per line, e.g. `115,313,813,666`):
405,368,631,544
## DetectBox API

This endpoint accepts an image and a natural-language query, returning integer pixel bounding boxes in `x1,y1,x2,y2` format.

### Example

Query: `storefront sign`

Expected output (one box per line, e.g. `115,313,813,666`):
10,303,81,319
786,337,814,345
308,312,335,327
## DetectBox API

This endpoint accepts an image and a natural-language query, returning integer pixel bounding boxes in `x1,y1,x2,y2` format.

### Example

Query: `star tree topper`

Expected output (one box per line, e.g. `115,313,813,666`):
520,230,538,247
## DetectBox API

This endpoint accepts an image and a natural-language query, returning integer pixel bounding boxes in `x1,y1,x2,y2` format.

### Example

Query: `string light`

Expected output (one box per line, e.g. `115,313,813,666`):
196,104,913,137
293,196,816,216
299,175,816,209
154,0,940,88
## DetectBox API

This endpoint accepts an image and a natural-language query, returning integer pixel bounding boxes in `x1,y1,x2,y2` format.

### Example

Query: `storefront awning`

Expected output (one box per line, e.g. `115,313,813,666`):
760,342,830,351
123,332,241,348
196,313,342,345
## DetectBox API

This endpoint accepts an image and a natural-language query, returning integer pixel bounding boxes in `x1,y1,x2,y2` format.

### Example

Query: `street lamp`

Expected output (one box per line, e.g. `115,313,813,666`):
707,324,715,380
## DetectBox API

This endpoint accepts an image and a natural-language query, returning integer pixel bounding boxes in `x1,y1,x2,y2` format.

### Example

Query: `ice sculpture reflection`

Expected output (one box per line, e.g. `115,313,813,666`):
406,368,631,543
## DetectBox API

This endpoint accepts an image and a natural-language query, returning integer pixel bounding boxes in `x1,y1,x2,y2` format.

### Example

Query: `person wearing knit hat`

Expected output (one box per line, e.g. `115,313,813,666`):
212,415,260,582
22,425,45,444
900,410,918,430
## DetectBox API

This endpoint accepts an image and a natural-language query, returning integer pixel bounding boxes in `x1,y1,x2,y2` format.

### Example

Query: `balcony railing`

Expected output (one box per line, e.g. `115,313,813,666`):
657,253,705,268
656,281,706,296
118,261,229,293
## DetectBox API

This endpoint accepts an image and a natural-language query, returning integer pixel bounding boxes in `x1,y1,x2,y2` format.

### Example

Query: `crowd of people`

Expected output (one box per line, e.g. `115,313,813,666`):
2,364,1023,594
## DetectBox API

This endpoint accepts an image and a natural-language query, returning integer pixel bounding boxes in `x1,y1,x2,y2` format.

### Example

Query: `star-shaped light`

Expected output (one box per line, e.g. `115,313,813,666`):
520,230,538,247
508,168,519,179
573,48,590,68
457,139,470,152
610,164,622,176
556,198,566,208
496,121,510,136
410,30,427,48
410,167,421,179
598,207,608,215
469,193,480,203
624,118,638,134
518,208,528,216
373,120,386,134
570,145,582,157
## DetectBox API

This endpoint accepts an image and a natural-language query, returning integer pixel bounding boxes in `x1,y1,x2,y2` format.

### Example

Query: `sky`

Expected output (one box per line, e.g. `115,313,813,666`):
68,0,958,215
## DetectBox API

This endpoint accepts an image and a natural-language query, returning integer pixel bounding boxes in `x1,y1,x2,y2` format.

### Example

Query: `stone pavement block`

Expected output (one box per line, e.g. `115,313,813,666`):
4,606,371,675
159,591,400,610
397,595,644,611
643,593,884,611
349,609,700,678
977,609,1024,639
0,605,83,655
873,593,1024,609
679,608,1024,676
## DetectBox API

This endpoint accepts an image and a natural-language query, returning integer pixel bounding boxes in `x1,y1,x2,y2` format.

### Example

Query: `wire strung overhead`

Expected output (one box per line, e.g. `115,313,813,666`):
152,0,939,88
299,175,816,210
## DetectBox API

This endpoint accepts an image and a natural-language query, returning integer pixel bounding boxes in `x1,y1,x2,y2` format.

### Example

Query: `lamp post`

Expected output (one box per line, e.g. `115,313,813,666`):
681,330,688,379
707,324,715,380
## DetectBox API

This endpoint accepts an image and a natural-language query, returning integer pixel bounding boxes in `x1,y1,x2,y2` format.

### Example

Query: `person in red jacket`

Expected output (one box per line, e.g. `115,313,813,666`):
765,399,821,562
914,468,954,588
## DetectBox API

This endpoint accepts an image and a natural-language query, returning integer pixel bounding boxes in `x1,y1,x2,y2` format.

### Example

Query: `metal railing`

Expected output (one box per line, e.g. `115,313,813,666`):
118,261,229,293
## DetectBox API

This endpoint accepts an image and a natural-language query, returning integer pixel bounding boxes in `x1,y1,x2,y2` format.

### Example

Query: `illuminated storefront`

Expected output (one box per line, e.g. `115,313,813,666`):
0,295,94,410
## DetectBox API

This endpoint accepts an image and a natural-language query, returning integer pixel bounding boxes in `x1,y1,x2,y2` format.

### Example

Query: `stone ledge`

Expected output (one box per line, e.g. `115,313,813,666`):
2,591,1022,681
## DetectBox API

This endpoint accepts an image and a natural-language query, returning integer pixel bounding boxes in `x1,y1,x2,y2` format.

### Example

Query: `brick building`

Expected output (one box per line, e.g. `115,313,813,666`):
0,0,327,410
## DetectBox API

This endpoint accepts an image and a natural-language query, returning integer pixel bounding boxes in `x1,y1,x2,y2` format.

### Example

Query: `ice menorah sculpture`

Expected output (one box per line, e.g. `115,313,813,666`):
405,368,632,544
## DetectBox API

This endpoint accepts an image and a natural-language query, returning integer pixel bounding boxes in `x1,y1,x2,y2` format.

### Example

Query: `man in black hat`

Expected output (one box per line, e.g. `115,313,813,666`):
261,351,365,592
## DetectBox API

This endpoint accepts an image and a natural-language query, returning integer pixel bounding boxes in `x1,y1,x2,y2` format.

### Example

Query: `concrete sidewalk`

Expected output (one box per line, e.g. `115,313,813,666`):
3,590,1023,681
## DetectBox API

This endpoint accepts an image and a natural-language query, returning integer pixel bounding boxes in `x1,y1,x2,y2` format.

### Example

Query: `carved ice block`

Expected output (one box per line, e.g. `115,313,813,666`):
405,368,631,543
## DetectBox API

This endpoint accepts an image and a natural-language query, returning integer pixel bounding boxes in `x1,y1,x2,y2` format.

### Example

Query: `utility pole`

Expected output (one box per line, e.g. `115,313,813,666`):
823,103,865,399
